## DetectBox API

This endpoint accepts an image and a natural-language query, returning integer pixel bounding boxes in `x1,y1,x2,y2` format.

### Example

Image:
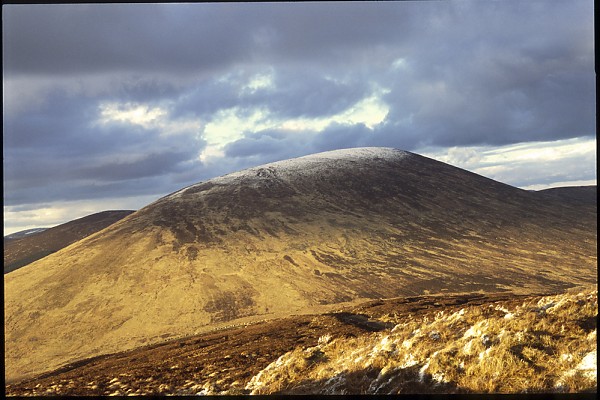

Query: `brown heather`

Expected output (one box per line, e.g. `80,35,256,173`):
4,150,596,384
245,289,597,394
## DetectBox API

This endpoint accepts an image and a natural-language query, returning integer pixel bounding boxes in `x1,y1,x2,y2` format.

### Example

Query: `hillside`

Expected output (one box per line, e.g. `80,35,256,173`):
3,210,135,274
5,289,596,395
4,228,49,240
537,185,596,207
4,147,596,382
247,288,597,395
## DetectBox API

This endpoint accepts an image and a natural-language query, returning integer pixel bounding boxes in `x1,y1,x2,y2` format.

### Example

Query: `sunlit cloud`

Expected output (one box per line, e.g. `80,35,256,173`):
340,90,389,129
241,71,275,95
3,194,157,235
199,107,271,163
523,179,597,191
199,87,389,162
482,139,593,164
97,101,203,137
420,137,596,190
279,88,389,132
99,102,166,128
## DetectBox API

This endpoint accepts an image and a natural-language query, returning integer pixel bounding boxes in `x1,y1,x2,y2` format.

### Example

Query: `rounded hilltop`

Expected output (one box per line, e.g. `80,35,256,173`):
166,147,411,200
4,146,596,383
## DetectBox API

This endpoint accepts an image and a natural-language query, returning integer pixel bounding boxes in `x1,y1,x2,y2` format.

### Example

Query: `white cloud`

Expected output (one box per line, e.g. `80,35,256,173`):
242,71,275,94
337,89,389,129
98,101,203,137
199,87,389,161
391,57,408,70
420,137,597,190
99,102,166,127
199,107,271,163
522,179,597,191
3,195,157,235
482,139,593,164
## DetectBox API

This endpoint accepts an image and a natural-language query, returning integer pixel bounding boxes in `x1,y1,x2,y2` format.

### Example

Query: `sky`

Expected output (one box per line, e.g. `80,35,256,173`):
3,1,596,235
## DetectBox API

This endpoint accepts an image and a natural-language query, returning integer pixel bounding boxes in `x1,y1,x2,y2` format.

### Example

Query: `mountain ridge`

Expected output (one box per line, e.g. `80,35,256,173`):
4,228,49,240
3,210,135,274
4,147,596,382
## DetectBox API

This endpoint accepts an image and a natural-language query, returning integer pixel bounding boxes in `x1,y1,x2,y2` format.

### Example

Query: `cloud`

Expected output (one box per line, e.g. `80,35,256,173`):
3,4,247,77
223,129,317,170
3,90,207,206
3,1,595,233
420,137,597,189
253,70,372,119
5,2,594,151
3,195,159,234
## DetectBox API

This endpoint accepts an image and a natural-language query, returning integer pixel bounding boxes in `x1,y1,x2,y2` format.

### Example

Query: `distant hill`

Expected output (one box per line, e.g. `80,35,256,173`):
3,210,135,274
4,228,49,240
536,185,596,207
4,148,596,382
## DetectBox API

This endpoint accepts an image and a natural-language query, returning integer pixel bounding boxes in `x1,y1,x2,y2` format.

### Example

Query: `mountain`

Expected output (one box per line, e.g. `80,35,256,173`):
537,185,596,207
4,228,49,240
4,148,596,382
4,210,135,274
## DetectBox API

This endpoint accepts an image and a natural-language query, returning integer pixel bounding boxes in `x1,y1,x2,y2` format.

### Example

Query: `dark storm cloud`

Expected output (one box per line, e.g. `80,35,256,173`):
3,90,206,205
3,3,248,76
224,122,393,164
75,150,198,182
370,0,595,149
255,70,372,119
2,2,416,77
5,1,594,146
110,77,184,104
3,0,595,215
312,123,374,152
171,77,241,119
224,129,315,163
173,67,372,120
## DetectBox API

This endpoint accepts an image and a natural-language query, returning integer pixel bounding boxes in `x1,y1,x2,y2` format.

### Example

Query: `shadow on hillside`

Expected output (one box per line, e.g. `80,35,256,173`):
328,312,395,332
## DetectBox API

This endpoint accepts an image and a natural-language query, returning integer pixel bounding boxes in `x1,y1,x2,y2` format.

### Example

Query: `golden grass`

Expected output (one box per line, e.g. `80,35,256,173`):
244,289,597,394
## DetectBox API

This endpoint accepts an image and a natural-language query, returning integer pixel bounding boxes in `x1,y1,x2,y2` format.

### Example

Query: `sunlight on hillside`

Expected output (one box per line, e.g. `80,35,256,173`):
242,290,597,394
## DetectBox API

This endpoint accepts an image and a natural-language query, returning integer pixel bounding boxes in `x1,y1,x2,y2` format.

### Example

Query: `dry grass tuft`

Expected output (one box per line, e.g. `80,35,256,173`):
244,289,597,394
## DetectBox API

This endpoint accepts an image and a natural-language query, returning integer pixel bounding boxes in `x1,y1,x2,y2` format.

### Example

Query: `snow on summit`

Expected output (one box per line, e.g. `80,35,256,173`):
167,148,410,199
276,147,408,163
222,147,410,179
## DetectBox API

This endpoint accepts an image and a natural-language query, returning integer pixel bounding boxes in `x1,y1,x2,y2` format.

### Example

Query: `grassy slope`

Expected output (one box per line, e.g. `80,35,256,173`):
245,289,597,394
5,288,596,395
4,210,135,274
4,153,596,382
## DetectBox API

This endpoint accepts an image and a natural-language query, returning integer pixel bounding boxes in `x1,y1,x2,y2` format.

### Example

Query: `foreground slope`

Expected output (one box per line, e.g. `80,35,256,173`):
246,289,597,395
4,148,597,381
4,210,135,274
5,289,596,395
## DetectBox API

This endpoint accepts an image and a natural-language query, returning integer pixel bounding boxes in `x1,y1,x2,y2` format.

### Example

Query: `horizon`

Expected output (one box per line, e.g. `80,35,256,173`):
3,146,596,236
3,1,596,235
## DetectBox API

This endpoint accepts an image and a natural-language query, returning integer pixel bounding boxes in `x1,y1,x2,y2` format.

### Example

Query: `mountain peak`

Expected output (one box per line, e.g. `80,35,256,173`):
166,147,410,201
4,148,596,382
229,146,410,175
